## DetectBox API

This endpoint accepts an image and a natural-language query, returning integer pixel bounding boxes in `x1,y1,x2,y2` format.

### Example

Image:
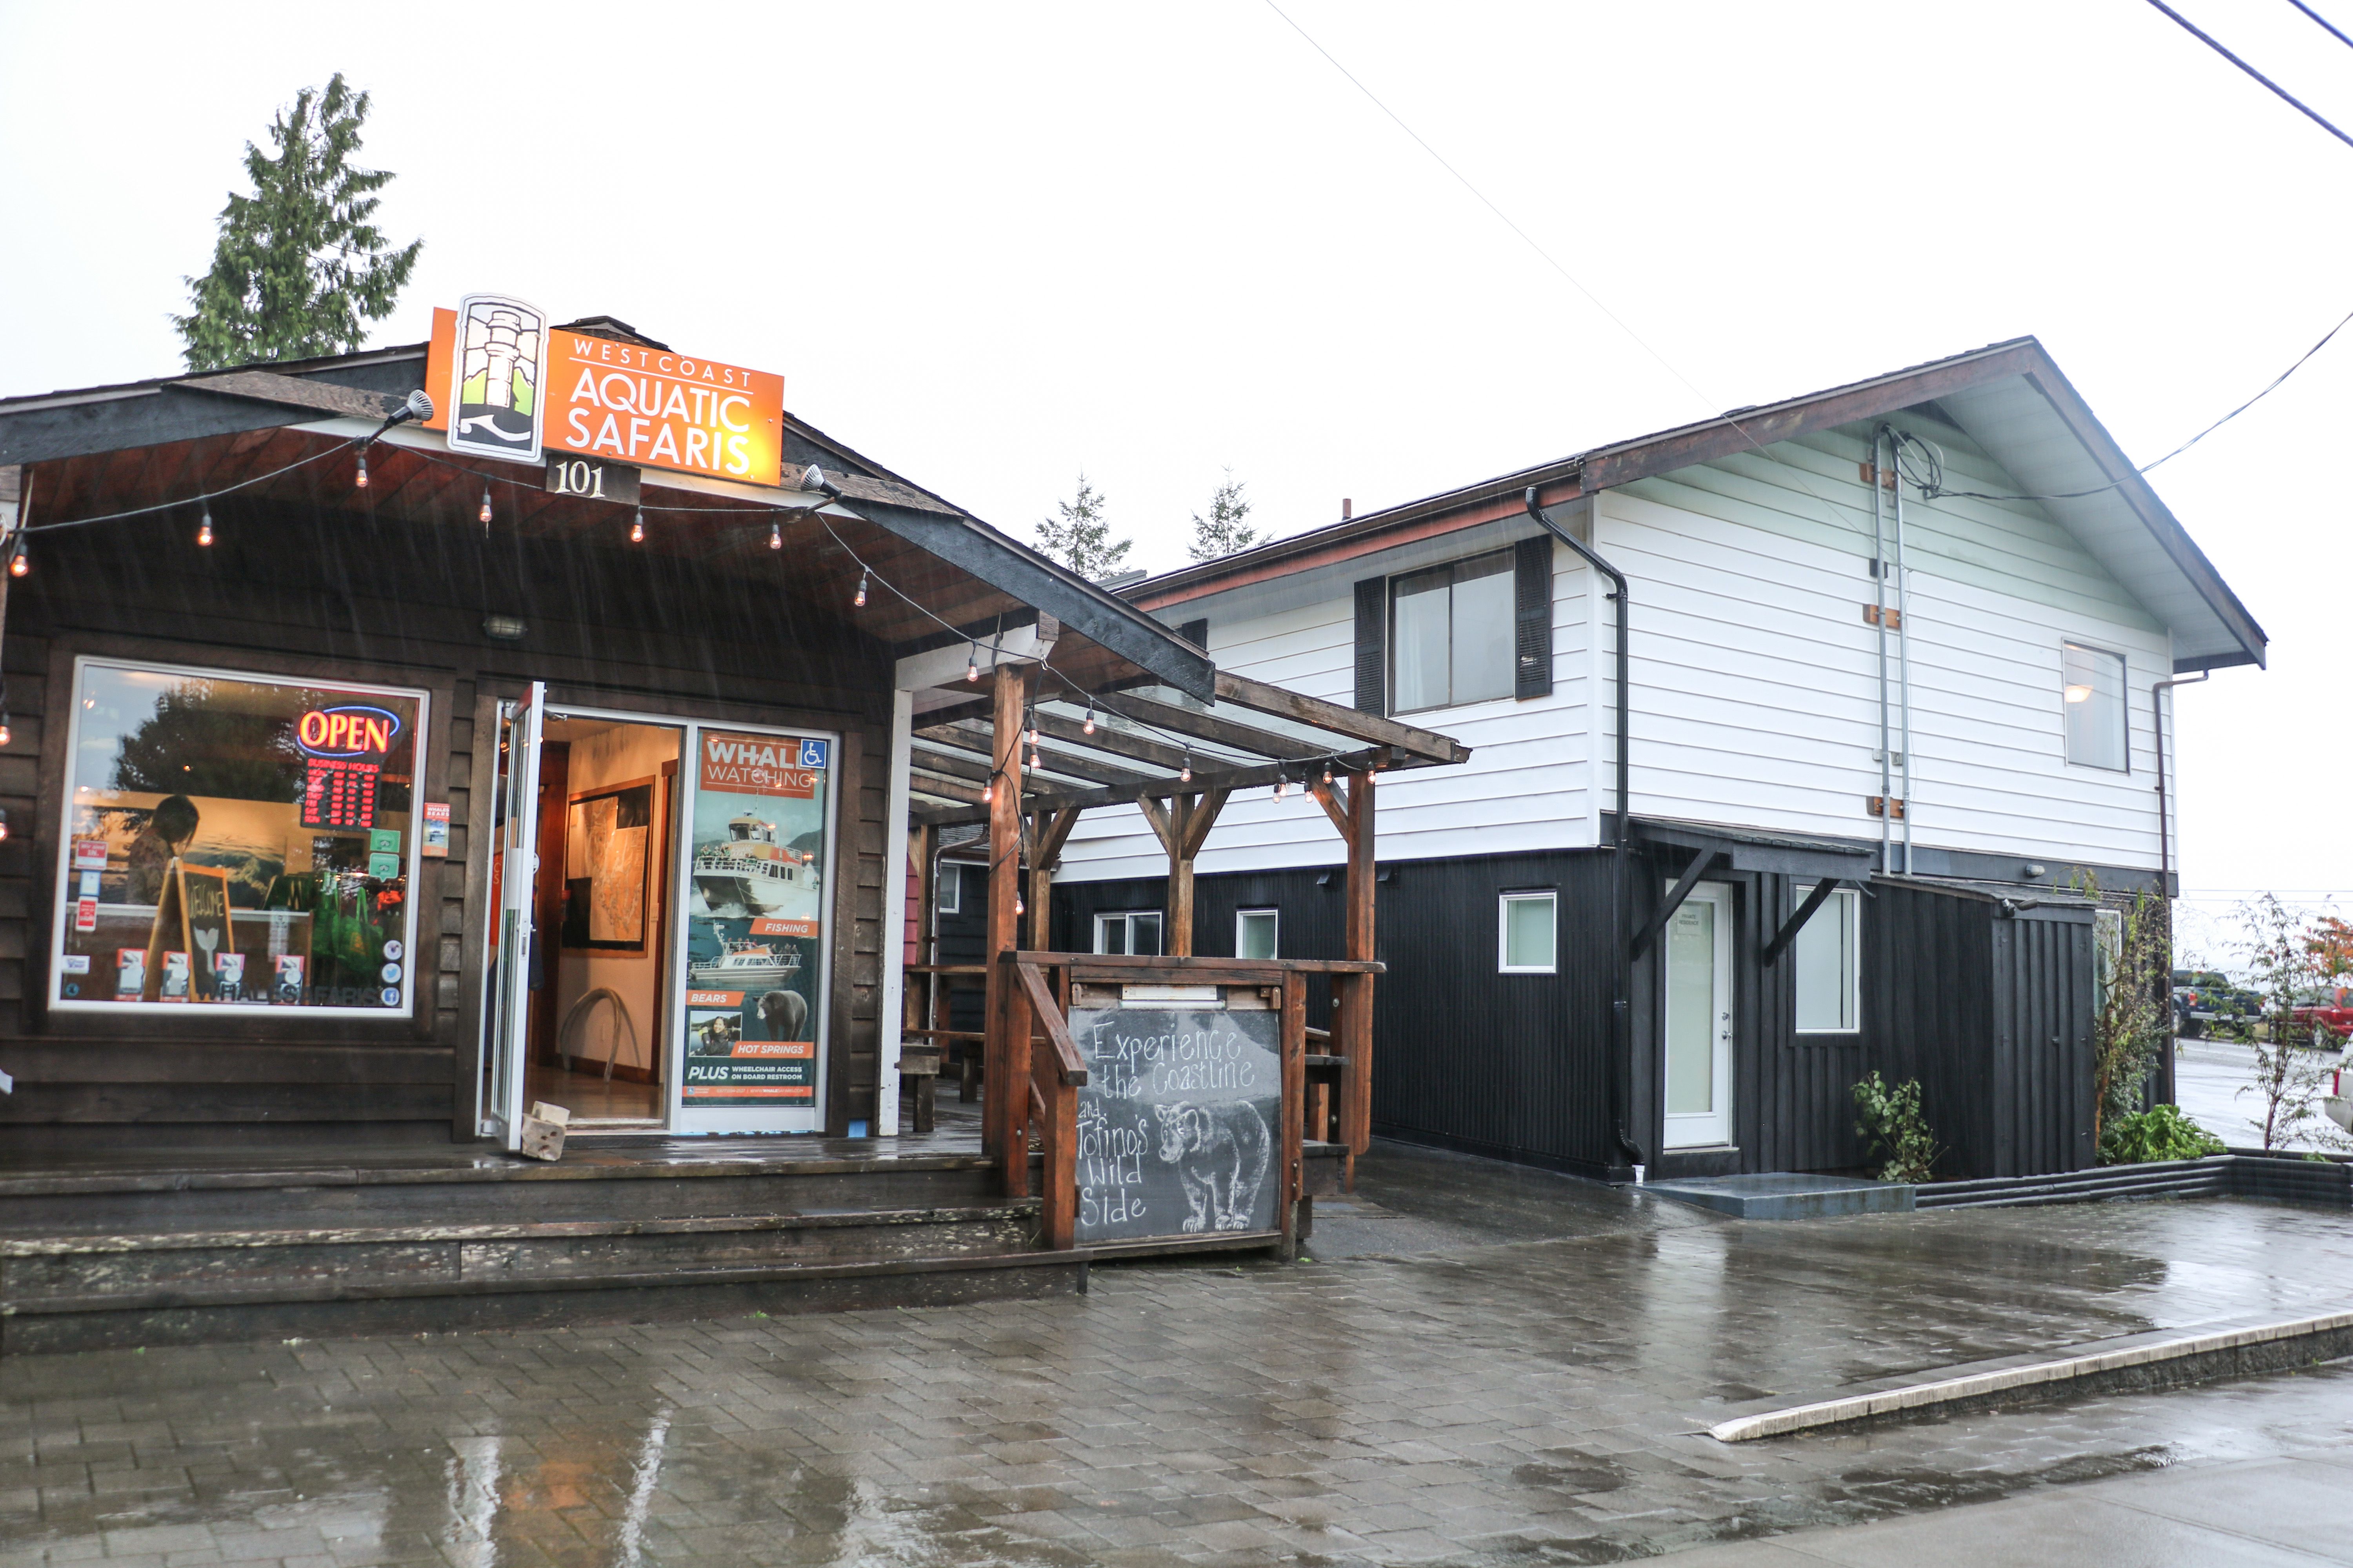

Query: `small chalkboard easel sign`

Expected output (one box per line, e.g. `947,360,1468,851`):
143,859,237,1003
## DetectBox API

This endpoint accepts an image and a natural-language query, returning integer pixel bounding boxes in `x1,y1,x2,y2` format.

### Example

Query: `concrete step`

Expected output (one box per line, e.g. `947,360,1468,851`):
0,1199,1070,1354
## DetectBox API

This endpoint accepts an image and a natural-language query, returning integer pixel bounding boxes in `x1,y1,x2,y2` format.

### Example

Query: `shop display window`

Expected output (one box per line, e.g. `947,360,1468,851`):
53,659,426,1013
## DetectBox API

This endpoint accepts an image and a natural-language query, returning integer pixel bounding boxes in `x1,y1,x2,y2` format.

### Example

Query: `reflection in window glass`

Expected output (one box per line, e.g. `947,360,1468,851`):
1095,910,1162,957
1236,908,1278,960
1793,885,1859,1032
56,661,423,1011
2062,643,2127,770
1499,891,1557,972
1390,550,1515,714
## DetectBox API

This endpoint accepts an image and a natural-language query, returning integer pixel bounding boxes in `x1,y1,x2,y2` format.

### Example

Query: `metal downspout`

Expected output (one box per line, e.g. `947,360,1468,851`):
2151,669,2209,1108
1525,487,1644,1172
1871,432,1893,875
1893,440,1914,875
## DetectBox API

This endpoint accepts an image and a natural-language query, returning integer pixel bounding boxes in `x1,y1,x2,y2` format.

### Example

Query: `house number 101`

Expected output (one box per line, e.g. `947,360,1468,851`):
549,460,608,498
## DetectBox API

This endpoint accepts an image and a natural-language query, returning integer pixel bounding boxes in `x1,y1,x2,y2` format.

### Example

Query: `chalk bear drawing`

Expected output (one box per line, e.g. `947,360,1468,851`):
1153,1101,1271,1232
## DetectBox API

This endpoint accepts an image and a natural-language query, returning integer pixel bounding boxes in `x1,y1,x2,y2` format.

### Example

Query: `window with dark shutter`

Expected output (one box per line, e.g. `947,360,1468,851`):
1353,578,1386,715
1514,534,1554,699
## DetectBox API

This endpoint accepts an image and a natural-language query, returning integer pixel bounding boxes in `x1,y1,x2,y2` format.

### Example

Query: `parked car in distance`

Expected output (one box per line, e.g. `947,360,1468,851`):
2172,969,2263,1038
2289,985,2353,1051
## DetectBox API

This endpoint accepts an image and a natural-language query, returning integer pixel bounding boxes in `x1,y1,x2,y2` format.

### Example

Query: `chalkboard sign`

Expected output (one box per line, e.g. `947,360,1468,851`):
144,861,237,1003
1071,995,1282,1244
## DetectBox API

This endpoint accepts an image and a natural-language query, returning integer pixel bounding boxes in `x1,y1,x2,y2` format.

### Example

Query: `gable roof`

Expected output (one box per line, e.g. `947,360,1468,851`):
1130,338,2265,673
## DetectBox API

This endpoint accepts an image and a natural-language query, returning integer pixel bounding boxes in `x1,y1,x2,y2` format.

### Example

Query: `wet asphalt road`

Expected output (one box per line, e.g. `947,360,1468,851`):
4,1139,2352,1566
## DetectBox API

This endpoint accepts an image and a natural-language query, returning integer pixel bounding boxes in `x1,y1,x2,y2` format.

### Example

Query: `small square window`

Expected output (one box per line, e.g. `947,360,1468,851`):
1094,910,1163,957
1499,891,1557,973
1236,908,1278,961
1793,885,1859,1033
2061,642,2128,771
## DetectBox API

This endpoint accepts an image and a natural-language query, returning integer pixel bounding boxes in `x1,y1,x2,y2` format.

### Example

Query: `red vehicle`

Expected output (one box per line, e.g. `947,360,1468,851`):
2290,986,2353,1050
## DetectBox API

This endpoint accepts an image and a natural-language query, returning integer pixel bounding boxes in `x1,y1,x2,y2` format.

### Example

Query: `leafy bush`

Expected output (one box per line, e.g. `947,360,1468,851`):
2100,1103,2225,1165
1852,1072,1940,1183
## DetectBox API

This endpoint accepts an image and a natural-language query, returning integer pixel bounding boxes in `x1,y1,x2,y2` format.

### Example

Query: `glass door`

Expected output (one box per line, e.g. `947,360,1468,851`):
1662,881,1733,1149
476,683,546,1149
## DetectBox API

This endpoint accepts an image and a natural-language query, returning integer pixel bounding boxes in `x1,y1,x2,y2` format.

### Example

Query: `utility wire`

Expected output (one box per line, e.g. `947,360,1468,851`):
1914,302,2353,502
2286,0,2353,56
2143,0,2353,150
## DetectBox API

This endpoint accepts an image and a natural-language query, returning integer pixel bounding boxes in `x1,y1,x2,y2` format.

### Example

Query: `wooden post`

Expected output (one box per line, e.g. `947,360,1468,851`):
1026,806,1080,952
1280,976,1306,1259
984,667,1033,1189
1340,770,1376,1181
1139,790,1227,960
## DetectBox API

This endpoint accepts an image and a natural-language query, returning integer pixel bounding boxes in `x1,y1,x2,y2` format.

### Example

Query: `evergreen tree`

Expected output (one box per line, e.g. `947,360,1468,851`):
173,74,422,371
1035,474,1133,580
1186,470,1264,562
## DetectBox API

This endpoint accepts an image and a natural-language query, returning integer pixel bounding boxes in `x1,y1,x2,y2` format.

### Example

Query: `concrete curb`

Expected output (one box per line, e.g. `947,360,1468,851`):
1707,1309,2353,1442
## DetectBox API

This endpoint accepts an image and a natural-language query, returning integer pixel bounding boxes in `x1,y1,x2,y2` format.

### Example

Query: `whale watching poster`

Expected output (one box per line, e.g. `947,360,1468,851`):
681,730,830,1107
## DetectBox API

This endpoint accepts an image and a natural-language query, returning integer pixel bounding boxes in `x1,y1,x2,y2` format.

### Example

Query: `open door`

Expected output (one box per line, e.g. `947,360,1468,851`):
477,683,546,1149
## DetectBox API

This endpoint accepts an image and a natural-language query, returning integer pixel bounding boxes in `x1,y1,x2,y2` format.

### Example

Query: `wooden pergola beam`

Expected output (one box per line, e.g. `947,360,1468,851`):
1214,670,1469,765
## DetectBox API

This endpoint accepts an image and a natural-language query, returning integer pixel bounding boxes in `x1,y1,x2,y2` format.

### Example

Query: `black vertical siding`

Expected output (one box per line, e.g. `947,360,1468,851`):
1055,852,1622,1174
1055,852,2099,1184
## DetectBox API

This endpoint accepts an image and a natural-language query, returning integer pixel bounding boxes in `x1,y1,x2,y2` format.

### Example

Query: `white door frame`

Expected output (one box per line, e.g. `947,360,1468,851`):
1662,879,1734,1150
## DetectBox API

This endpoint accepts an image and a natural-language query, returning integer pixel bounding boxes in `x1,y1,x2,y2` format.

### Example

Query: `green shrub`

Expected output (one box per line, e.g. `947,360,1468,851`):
2100,1103,2225,1164
1852,1072,1940,1183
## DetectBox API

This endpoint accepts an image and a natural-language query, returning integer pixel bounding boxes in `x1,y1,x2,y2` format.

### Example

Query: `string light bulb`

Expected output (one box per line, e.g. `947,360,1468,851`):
7,536,26,578
196,508,213,547
853,572,868,609
1322,763,1332,786
1024,714,1039,749
966,643,980,682
629,509,645,543
478,488,493,526
1015,892,1025,917
1273,775,1287,800
1029,746,1041,772
769,521,782,551
1082,701,1096,736
1180,751,1192,785
0,807,10,844
354,450,369,490
982,776,995,805
0,714,12,749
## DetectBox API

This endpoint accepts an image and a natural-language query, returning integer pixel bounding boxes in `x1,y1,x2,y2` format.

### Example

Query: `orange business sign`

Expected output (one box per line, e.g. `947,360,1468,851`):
424,305,785,487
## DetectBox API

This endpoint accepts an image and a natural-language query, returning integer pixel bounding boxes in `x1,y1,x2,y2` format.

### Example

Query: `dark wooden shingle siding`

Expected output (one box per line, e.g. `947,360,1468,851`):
0,496,896,1148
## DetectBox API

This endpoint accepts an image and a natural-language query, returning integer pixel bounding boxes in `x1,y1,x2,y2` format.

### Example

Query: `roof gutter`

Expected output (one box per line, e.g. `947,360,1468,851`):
1525,486,1643,1173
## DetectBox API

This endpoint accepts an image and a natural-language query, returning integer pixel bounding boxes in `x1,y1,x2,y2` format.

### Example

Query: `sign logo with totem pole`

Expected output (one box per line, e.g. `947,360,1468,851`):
444,295,548,465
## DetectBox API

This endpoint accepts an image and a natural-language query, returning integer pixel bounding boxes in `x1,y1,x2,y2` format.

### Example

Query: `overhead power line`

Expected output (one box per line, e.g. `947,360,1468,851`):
2285,0,2353,55
2142,0,2353,149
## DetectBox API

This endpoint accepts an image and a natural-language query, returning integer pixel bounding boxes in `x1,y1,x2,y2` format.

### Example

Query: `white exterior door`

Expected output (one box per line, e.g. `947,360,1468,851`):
1662,881,1733,1149
478,683,546,1150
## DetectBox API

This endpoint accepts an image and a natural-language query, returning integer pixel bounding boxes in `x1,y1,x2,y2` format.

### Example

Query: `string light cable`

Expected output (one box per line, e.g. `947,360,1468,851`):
2142,0,2353,151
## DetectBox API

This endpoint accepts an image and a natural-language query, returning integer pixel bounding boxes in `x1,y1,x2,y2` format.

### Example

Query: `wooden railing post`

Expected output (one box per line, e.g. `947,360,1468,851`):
1014,959,1086,1252
1340,769,1377,1184
1280,976,1305,1258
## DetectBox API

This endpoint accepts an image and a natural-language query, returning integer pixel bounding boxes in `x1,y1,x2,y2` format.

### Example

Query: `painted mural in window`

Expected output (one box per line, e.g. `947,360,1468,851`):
1391,551,1514,714
2062,642,2128,771
55,660,424,1012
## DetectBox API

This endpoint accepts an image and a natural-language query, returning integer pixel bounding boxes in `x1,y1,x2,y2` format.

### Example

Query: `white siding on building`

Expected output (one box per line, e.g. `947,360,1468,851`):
1057,407,2175,887
1055,538,1597,881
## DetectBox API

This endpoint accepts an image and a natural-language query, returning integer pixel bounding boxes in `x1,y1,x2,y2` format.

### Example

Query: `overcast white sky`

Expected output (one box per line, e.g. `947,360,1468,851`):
2,1,2346,943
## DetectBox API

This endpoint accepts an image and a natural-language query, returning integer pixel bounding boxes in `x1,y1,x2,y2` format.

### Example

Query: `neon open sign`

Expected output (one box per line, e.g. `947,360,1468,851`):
297,705,401,757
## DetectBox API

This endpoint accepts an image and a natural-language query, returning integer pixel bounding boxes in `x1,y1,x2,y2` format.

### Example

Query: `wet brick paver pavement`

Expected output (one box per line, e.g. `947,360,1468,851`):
5,1145,2353,1566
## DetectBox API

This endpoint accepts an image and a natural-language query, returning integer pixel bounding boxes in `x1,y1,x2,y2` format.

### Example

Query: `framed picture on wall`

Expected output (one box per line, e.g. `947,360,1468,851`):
563,779,655,951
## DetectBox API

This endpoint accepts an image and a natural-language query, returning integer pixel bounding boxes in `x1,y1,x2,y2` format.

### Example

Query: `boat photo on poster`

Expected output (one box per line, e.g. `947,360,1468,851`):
681,730,831,1110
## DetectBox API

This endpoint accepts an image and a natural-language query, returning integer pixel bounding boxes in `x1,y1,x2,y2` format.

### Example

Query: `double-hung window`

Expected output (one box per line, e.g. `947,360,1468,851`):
1792,884,1860,1033
1094,910,1163,956
1392,550,1515,714
2061,642,2128,771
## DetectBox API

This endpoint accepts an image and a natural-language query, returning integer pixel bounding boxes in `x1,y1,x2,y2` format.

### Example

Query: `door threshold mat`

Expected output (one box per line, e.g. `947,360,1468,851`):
1646,1172,1914,1220
1707,1308,2353,1441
